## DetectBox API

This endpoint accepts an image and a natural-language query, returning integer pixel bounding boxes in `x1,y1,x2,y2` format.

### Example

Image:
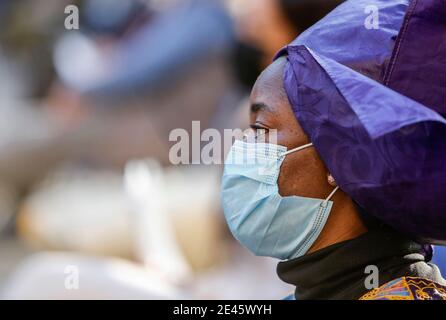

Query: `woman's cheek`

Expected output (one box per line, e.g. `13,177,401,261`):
277,158,299,197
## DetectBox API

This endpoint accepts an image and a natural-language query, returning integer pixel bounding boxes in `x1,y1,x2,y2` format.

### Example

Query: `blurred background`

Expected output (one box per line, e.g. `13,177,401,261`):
3,0,442,300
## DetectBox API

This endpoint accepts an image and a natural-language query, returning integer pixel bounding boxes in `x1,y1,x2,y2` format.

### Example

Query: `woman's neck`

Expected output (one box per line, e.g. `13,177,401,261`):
277,226,432,300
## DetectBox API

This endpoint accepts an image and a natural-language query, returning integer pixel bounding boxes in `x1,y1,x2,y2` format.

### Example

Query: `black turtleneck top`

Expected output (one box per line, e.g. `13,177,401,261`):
277,227,445,300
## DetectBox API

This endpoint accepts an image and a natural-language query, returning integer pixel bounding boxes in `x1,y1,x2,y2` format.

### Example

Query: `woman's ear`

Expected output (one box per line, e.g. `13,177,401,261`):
327,173,337,187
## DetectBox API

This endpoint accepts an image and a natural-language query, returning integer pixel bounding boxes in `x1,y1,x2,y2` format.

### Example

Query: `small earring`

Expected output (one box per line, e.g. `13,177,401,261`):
327,173,337,187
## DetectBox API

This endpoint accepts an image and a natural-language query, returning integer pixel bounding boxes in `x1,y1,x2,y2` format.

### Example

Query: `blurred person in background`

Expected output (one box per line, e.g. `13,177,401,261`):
221,0,446,300
0,0,237,298
0,0,346,191
228,0,345,89
0,0,236,197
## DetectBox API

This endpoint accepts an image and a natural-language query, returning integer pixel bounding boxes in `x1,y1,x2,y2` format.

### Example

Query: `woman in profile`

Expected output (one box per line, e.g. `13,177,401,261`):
221,0,446,300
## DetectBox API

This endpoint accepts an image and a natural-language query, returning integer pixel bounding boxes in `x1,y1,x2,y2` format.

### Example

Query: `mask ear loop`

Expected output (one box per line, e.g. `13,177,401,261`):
281,143,314,156
281,142,337,207
321,186,340,208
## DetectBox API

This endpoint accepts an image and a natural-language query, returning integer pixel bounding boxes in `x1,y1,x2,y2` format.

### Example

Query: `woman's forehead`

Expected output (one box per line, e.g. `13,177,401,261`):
256,58,286,88
251,58,287,103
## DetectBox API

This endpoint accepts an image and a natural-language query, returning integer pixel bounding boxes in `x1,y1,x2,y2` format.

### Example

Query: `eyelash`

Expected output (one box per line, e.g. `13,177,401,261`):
250,124,269,131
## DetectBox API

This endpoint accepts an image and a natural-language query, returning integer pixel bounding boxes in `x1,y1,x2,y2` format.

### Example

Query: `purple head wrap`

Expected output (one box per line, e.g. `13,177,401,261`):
276,0,446,243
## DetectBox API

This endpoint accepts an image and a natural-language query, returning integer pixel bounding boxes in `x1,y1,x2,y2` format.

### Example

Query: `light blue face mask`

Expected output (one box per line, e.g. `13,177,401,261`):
221,140,339,261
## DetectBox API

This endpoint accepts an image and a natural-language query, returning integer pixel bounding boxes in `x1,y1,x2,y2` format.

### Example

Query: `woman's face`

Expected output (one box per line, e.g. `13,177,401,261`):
249,58,333,199
244,58,367,253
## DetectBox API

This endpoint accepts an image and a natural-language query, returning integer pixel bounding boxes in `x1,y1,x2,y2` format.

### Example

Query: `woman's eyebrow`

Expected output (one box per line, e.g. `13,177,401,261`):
250,102,273,113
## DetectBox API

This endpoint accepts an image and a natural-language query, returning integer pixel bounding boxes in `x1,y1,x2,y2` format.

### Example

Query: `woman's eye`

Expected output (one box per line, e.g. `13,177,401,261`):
250,124,268,132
